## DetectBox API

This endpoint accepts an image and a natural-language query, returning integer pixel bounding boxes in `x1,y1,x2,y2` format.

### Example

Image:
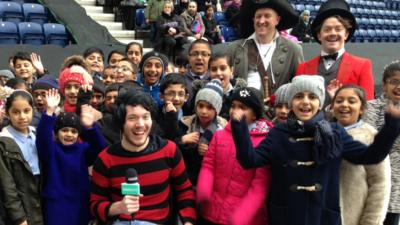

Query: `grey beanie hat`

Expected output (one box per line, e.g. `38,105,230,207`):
274,83,291,106
195,79,223,114
288,75,325,109
0,70,15,79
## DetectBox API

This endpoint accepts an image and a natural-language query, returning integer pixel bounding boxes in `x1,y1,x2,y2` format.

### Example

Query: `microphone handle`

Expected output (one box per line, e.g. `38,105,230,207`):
130,213,135,225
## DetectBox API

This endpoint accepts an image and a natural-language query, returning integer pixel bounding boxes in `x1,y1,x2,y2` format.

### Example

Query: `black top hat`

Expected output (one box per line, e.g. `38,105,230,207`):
239,0,298,38
311,0,357,43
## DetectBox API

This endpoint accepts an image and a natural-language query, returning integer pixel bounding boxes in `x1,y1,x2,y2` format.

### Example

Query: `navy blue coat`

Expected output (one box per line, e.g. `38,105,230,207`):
231,115,400,225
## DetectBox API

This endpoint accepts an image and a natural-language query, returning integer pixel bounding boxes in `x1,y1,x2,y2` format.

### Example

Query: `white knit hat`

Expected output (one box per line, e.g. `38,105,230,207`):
288,75,325,109
195,79,223,114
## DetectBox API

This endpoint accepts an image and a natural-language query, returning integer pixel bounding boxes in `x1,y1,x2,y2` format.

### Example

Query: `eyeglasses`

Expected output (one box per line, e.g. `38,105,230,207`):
388,79,400,87
189,51,211,58
114,66,133,73
164,92,187,98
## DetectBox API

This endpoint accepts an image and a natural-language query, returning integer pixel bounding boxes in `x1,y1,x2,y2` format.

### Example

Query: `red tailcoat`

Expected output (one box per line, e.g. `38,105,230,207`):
296,52,374,100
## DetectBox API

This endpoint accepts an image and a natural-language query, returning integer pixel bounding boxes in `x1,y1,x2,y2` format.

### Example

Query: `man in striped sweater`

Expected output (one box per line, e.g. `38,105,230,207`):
90,90,196,225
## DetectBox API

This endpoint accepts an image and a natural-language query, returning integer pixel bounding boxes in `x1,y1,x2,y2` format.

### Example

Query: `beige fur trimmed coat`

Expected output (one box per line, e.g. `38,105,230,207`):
340,121,391,225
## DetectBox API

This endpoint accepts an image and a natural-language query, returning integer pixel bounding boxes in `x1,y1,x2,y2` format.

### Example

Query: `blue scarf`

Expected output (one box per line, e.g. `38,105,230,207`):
287,111,341,165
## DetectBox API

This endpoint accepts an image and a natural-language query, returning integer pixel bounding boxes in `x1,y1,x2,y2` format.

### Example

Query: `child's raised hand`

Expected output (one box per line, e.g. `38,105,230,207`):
80,104,97,128
181,132,200,145
327,79,342,100
45,88,60,115
30,52,45,75
164,101,177,113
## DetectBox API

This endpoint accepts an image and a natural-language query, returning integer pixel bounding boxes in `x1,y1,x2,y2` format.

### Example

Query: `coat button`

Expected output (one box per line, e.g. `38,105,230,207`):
235,58,240,64
279,58,284,63
283,47,288,52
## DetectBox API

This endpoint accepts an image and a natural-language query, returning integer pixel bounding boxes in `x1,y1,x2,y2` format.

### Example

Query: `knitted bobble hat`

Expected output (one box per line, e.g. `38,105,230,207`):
59,67,84,94
288,75,325,109
195,79,224,114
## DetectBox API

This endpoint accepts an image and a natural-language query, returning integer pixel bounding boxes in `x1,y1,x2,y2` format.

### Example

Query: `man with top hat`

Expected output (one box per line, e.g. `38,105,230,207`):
296,0,374,101
228,0,304,101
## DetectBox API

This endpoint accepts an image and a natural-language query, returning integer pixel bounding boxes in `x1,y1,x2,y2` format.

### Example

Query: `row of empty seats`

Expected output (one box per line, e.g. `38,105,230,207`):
352,29,399,42
350,7,399,19
291,0,387,9
0,21,70,46
0,0,37,4
0,2,48,24
357,18,400,29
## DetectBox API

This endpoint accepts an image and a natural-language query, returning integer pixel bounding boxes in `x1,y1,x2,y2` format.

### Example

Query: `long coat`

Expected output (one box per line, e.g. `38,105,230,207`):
230,115,400,225
295,52,374,100
228,35,304,96
364,95,400,213
340,122,390,225
0,136,43,225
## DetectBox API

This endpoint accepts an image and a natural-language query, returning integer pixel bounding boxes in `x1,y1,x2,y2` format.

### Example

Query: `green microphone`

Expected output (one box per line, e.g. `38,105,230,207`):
122,168,141,196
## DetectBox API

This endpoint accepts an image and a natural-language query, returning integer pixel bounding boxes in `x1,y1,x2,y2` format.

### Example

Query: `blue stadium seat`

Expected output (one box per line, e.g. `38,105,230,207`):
0,1,24,23
359,17,369,29
355,8,364,17
364,8,372,17
368,18,377,29
214,12,228,26
370,9,378,18
357,29,368,42
367,29,378,42
22,3,48,24
295,4,305,13
376,18,384,29
383,19,391,29
391,19,399,29
18,22,44,45
43,23,69,46
0,21,19,44
5,0,25,4
382,29,391,42
375,29,383,42
391,30,399,42
220,26,237,42
135,8,145,28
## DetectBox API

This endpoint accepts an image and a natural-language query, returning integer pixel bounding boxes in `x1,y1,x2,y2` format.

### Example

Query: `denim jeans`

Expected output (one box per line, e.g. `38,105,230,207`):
112,220,158,225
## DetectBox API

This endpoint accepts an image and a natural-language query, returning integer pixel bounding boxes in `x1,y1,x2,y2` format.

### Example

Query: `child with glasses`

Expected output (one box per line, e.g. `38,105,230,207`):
364,61,400,225
158,73,189,141
114,58,138,83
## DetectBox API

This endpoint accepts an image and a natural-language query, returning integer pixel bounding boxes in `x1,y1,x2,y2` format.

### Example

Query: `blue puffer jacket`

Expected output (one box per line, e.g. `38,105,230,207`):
137,72,165,108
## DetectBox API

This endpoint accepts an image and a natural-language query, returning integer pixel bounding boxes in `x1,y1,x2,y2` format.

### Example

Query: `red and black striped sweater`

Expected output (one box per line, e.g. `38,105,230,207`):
90,135,196,224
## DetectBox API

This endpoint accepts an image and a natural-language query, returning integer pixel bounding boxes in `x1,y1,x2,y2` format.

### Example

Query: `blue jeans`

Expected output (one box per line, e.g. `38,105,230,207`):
112,220,158,225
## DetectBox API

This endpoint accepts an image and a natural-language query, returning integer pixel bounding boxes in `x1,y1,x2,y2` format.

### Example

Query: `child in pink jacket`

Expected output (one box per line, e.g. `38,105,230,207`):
197,87,273,225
